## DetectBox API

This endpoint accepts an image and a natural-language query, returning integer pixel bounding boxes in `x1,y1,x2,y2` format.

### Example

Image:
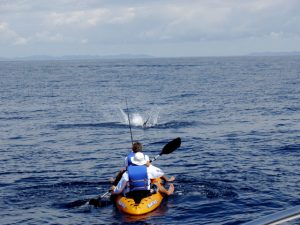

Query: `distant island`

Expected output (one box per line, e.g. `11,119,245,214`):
247,51,300,56
1,52,300,61
0,54,154,61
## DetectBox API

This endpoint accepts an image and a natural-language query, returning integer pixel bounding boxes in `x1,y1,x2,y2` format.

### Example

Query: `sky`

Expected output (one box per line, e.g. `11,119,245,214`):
0,0,300,58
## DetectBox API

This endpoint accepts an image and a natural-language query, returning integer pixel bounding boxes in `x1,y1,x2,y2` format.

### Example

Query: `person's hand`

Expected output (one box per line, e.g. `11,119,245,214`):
110,185,116,192
167,183,175,195
168,176,175,182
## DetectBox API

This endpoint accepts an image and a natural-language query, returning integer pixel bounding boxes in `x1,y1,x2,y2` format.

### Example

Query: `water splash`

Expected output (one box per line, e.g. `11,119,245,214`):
131,113,144,126
118,108,159,128
144,109,160,128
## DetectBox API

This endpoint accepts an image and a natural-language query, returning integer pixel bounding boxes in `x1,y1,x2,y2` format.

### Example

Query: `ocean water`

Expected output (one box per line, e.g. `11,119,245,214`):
0,56,299,225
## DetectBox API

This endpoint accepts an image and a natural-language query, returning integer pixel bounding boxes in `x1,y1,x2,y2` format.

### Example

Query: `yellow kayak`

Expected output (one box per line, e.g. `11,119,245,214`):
115,178,166,215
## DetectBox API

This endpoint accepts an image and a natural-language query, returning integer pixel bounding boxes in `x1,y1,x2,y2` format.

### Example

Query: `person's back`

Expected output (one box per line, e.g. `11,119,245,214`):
126,155,151,203
127,165,148,191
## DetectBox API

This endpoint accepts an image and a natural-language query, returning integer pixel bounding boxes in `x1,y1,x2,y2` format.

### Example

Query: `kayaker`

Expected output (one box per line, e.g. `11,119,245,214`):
126,142,176,182
125,142,150,167
111,152,174,200
110,142,150,186
111,142,175,185
126,142,175,183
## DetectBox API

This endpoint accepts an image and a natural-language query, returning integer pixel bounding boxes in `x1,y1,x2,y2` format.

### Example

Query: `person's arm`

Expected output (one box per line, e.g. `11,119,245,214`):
145,155,150,162
161,175,175,182
147,165,175,195
111,169,126,186
124,157,128,168
111,173,128,195
152,179,175,195
147,165,165,179
144,155,151,167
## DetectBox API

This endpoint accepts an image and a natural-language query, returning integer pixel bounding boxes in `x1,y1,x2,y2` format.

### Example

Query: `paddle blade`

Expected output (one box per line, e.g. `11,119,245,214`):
89,198,102,207
89,195,112,208
160,137,181,155
64,199,88,208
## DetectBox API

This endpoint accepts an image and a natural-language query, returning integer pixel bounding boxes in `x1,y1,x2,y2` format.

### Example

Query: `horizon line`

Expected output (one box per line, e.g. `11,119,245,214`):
1,51,300,61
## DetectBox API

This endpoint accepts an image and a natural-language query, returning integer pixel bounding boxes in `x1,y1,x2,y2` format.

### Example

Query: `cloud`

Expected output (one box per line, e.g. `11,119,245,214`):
47,7,135,28
0,0,300,56
139,3,232,41
269,31,284,38
48,9,109,27
0,1,31,13
34,31,64,42
2,1,300,42
0,21,28,45
135,0,300,42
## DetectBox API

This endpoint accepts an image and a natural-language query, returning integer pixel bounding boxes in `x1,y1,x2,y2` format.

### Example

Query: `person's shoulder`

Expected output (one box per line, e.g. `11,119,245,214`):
148,165,163,173
148,164,158,169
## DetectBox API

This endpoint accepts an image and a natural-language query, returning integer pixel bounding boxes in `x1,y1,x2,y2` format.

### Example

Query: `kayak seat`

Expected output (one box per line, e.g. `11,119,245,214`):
125,190,151,204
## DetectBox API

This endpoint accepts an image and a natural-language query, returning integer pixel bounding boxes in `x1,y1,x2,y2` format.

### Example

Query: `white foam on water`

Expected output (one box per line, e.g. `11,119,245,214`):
118,107,159,128
131,113,144,126
119,108,129,123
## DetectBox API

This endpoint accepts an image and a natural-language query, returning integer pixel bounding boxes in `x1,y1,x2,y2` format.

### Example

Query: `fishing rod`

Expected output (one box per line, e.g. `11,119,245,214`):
125,98,134,146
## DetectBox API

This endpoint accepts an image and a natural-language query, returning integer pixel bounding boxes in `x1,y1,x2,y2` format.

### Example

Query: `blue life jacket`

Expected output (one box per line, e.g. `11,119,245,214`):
127,152,135,166
127,165,148,191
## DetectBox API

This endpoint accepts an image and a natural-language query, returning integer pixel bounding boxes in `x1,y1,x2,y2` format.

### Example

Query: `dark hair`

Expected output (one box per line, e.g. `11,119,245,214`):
132,142,143,153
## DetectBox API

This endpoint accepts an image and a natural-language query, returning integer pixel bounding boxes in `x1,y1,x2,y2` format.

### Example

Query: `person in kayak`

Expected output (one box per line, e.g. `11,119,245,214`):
111,152,174,202
110,142,150,185
125,142,150,167
111,142,175,185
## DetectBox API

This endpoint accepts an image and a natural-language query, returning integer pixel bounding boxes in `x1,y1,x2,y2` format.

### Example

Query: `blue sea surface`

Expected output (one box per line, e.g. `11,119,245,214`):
0,56,299,225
